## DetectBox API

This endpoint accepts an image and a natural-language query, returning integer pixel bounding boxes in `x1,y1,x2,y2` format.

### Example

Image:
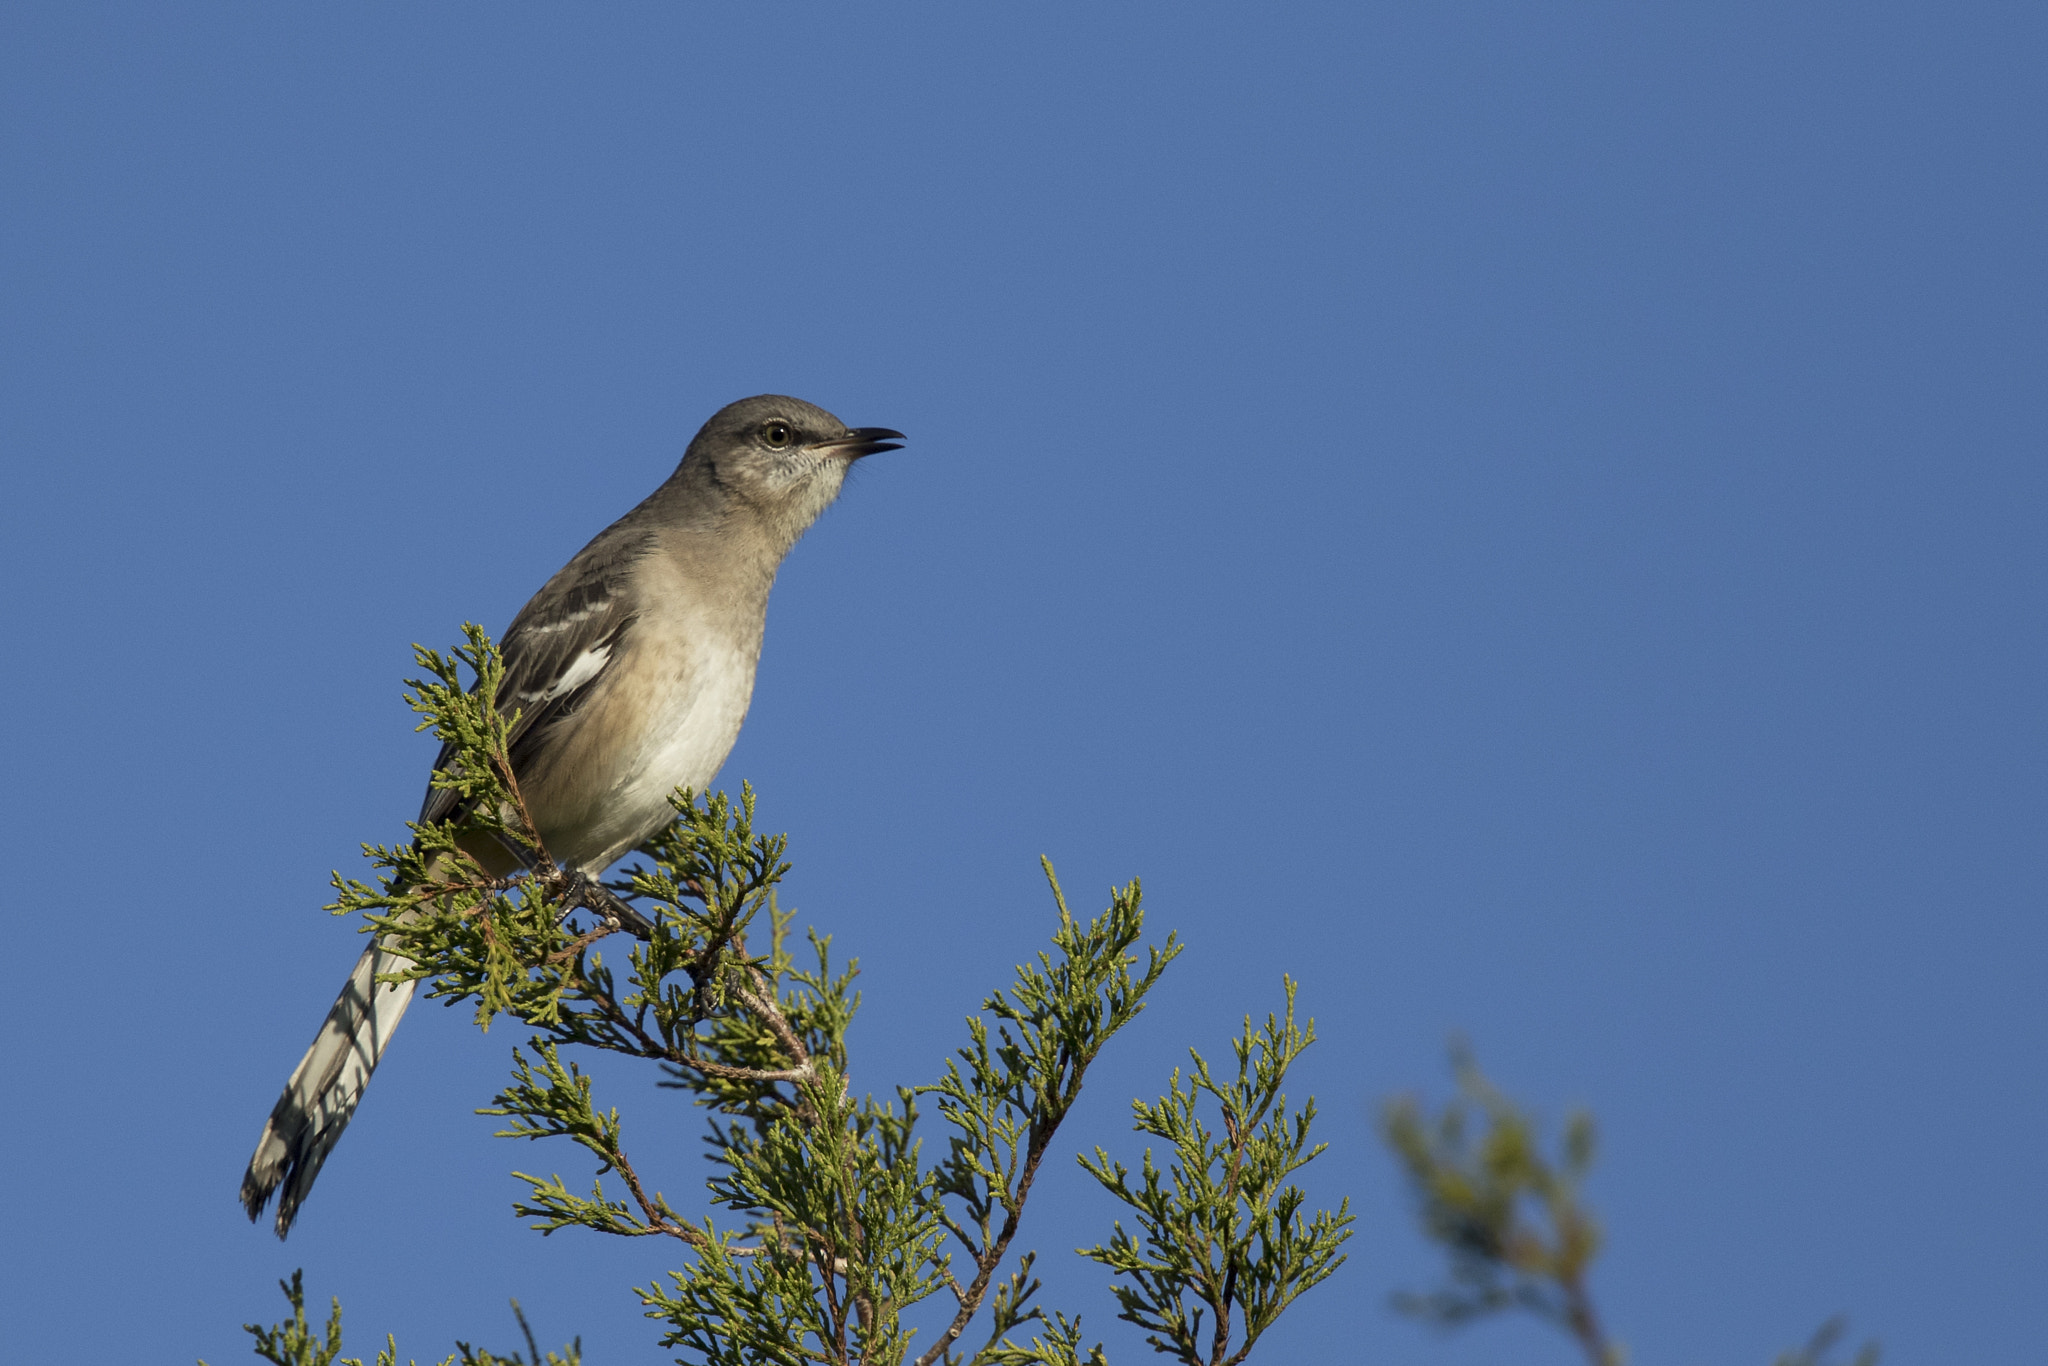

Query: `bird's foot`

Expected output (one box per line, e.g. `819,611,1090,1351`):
561,869,656,940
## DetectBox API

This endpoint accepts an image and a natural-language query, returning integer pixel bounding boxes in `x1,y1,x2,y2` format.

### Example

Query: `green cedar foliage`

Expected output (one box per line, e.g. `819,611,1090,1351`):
218,628,1349,1366
200,1271,578,1366
1067,979,1352,1366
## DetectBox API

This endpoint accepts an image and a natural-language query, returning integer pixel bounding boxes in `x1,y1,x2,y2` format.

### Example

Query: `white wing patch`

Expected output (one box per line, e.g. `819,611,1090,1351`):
522,641,612,704
526,601,608,635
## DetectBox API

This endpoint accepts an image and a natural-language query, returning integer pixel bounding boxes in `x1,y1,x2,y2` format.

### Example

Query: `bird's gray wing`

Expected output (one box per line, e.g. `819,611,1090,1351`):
417,528,651,827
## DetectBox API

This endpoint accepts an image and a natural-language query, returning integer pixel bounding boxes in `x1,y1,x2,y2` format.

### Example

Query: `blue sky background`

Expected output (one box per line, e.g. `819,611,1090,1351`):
3,5,2044,1363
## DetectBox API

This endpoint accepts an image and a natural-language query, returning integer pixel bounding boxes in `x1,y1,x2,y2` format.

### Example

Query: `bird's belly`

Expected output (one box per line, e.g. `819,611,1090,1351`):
617,658,755,830
543,640,757,871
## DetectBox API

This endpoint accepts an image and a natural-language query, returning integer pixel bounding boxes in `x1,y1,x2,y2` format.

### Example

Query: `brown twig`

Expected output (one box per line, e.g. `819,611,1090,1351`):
1559,1267,1616,1366
606,1141,710,1250
682,1056,814,1085
935,1210,983,1264
1201,1107,1255,1366
735,974,815,1075
567,956,817,1093
491,738,551,872
811,1227,850,1366
912,1120,1062,1366
545,921,624,965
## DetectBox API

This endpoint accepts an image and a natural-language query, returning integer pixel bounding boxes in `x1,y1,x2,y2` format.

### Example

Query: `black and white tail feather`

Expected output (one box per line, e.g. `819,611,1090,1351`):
240,939,418,1237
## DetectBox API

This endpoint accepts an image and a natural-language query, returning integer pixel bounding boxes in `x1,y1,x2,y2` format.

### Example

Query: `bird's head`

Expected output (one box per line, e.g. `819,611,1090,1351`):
677,394,903,553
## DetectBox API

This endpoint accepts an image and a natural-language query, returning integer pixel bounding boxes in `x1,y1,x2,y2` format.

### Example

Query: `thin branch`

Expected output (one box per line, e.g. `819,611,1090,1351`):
680,1057,814,1086
936,1211,984,1265
491,738,551,871
546,921,625,965
1210,1263,1237,1366
912,1119,1060,1366
1559,1268,1615,1366
607,1143,710,1250
734,974,816,1076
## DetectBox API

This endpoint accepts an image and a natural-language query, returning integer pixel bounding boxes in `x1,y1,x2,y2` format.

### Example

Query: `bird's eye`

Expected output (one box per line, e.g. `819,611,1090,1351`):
761,420,794,448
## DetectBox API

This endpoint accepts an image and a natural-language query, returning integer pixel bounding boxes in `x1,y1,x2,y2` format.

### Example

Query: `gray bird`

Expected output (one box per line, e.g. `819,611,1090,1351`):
241,394,903,1237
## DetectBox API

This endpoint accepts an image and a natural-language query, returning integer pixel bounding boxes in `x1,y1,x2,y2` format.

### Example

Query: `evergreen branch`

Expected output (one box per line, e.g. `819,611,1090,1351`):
1077,978,1353,1366
279,626,1351,1366
205,1271,581,1366
915,864,1180,1366
976,1310,1110,1366
481,1040,708,1247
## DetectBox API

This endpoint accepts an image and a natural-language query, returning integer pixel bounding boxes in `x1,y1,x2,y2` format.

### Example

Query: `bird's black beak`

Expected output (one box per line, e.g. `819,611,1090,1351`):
816,427,906,459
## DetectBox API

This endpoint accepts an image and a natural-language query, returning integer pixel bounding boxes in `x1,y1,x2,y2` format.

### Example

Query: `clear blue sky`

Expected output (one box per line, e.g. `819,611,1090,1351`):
3,5,2043,1363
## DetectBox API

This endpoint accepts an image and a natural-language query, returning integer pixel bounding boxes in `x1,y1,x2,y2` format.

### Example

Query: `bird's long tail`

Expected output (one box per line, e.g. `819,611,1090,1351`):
240,939,416,1238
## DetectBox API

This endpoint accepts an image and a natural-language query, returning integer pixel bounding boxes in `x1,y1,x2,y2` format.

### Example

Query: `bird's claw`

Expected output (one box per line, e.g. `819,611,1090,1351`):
561,869,656,939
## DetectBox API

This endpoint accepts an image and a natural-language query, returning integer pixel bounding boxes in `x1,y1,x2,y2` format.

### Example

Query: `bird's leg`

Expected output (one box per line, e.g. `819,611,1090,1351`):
561,869,657,940
490,831,655,940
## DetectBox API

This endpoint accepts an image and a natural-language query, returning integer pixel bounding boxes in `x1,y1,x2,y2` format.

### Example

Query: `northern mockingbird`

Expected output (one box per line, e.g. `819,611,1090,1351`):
240,394,903,1238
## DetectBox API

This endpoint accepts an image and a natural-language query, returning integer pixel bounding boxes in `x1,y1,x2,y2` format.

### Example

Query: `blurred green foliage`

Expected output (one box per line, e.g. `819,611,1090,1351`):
1383,1046,1877,1366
